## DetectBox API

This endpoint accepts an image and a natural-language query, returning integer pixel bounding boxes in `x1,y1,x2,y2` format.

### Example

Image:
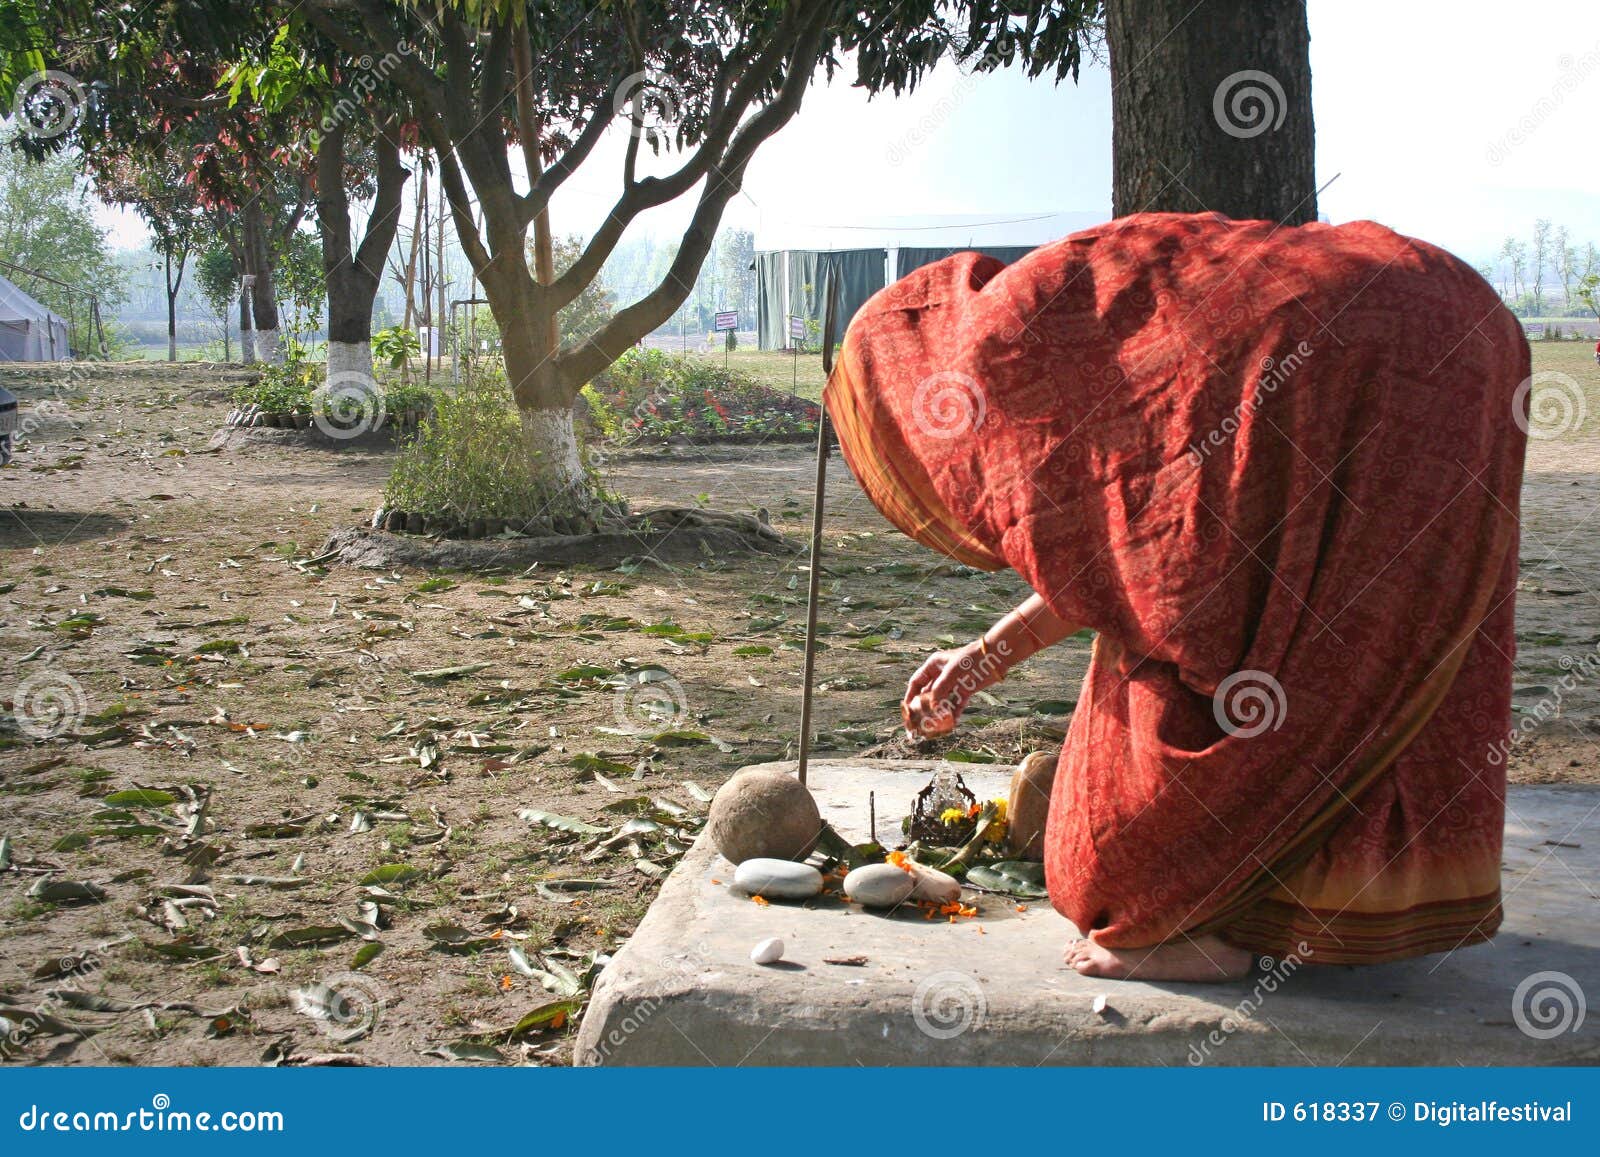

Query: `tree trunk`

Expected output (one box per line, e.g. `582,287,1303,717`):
316,123,408,393
1105,0,1316,224
243,201,284,363
164,244,184,363
238,284,256,363
481,261,596,529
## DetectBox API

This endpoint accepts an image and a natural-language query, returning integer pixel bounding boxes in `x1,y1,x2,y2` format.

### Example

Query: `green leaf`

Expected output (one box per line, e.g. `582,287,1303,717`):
732,644,772,656
1030,699,1077,715
507,998,582,1038
553,664,615,683
944,749,998,763
518,809,607,835
422,922,498,952
27,879,107,904
352,942,385,969
410,662,492,682
415,577,457,593
651,729,710,747
966,861,1049,898
195,639,243,655
569,754,634,776
103,789,177,807
422,1040,504,1063
359,863,423,886
267,925,354,949
142,939,223,961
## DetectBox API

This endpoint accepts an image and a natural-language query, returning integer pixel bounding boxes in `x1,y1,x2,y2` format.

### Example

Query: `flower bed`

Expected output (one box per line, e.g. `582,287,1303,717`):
581,348,818,445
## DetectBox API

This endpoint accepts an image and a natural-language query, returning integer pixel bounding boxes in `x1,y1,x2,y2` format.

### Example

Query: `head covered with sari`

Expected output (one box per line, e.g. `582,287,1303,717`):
826,213,1528,959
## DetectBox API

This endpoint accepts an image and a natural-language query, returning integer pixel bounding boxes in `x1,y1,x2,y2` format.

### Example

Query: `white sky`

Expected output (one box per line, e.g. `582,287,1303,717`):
96,0,1600,266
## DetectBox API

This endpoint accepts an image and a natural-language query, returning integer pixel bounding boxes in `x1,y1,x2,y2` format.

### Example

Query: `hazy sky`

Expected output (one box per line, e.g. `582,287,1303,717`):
96,0,1600,266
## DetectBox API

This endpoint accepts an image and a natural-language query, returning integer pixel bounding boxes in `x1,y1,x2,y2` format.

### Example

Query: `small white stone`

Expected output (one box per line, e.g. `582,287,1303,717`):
734,858,824,900
843,863,916,908
908,863,962,904
750,937,785,965
1092,994,1109,1015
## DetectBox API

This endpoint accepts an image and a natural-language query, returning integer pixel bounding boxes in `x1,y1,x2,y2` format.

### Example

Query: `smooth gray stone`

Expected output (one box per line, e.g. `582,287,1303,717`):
843,863,916,908
734,858,823,900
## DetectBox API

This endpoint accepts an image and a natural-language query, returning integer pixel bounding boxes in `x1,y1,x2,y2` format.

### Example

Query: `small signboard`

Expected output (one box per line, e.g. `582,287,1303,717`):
788,315,807,342
714,310,738,332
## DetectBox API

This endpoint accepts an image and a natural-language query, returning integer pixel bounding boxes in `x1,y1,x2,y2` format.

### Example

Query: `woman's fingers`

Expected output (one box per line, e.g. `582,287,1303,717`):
927,646,983,716
905,652,947,700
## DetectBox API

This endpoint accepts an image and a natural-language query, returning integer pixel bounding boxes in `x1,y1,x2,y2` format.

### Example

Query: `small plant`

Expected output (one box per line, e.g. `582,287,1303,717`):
385,368,574,523
383,381,438,416
231,352,318,415
372,325,421,370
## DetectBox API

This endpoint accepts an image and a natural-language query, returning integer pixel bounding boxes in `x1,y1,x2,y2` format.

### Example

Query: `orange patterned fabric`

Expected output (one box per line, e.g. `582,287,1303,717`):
825,213,1528,962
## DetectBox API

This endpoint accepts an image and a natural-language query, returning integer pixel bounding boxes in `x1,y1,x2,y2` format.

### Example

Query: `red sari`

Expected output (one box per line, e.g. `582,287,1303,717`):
826,213,1527,963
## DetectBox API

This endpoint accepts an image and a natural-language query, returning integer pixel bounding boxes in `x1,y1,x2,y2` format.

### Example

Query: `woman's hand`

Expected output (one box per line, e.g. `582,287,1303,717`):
902,640,1007,737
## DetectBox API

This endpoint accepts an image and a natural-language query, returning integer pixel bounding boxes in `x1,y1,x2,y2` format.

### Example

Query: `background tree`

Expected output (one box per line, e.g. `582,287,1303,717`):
1530,217,1551,316
92,150,209,361
196,243,239,360
550,234,613,348
272,229,329,345
297,0,1097,531
1104,0,1316,224
0,148,126,338
224,19,412,386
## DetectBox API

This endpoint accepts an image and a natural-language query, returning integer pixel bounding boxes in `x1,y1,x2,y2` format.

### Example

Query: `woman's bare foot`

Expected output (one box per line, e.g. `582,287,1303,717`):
1064,934,1253,981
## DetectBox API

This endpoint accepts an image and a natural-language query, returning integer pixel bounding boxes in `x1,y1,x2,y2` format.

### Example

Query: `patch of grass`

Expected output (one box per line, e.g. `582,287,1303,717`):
384,369,593,522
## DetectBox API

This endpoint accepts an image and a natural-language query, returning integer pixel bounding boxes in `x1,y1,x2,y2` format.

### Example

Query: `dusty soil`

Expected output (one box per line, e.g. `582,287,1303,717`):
2,348,1598,1067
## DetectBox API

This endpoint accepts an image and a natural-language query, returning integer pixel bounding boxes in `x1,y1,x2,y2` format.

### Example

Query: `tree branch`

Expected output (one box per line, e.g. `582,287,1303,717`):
555,10,832,388
354,121,409,278
549,8,809,308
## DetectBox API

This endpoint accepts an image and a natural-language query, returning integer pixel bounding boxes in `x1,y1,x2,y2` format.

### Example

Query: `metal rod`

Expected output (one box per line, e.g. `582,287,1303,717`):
796,272,842,788
795,410,829,788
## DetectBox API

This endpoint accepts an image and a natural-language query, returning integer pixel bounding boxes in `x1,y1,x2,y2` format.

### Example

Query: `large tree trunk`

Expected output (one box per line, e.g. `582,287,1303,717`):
1105,0,1316,225
316,123,408,393
480,259,596,529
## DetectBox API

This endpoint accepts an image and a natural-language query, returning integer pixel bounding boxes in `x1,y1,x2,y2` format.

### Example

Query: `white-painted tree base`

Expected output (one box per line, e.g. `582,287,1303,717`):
325,341,374,388
255,329,281,364
520,406,587,494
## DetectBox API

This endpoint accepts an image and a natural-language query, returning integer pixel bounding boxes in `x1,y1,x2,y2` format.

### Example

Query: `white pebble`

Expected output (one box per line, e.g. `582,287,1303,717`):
750,937,785,965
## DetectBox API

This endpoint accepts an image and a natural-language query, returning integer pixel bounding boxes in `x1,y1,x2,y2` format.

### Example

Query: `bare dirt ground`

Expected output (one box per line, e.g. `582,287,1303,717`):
2,347,1598,1067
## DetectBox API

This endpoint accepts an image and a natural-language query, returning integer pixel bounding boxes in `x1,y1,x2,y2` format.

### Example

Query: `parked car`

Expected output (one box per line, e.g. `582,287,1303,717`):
0,384,17,466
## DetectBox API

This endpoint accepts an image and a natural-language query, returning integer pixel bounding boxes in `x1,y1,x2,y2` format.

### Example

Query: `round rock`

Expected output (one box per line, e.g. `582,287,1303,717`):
750,937,785,965
843,863,916,909
734,858,824,900
707,768,821,866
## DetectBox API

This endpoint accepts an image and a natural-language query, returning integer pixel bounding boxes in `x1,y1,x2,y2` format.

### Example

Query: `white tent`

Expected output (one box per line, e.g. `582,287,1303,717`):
0,273,70,361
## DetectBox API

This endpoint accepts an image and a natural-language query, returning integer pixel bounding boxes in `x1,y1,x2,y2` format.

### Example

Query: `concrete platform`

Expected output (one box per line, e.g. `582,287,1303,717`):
576,760,1600,1066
